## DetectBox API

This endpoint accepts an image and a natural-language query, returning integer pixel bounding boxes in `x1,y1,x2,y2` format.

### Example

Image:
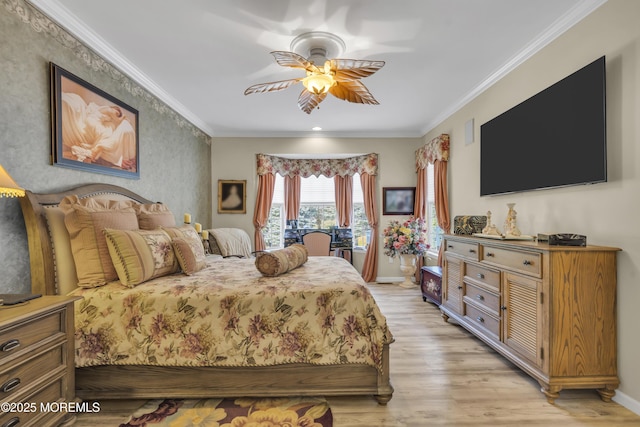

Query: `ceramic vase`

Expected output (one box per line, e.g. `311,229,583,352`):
398,253,418,288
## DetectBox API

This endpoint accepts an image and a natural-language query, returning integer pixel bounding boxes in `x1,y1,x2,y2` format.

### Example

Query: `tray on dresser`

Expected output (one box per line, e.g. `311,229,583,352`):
453,215,487,235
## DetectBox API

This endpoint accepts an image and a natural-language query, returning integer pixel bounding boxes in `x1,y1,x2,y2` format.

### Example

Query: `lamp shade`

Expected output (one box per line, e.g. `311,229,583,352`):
302,73,335,95
0,164,25,198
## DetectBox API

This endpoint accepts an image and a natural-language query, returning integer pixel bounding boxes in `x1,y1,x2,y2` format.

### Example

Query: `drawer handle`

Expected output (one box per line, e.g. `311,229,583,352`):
476,316,485,323
486,252,494,257
2,417,20,427
477,273,485,279
457,285,463,290
469,249,476,253
476,294,484,301
448,245,454,249
501,305,507,311
1,378,20,393
523,260,532,266
0,339,20,352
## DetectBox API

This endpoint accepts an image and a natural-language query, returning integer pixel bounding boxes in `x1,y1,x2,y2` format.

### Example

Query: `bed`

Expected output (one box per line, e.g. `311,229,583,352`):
19,183,394,404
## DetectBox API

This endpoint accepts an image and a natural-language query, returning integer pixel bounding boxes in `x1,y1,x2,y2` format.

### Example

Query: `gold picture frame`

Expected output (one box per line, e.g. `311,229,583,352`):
50,62,140,179
218,180,246,214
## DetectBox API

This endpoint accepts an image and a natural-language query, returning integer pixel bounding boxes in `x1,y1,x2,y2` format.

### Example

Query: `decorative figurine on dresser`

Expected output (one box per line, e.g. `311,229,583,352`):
482,210,502,236
503,203,521,237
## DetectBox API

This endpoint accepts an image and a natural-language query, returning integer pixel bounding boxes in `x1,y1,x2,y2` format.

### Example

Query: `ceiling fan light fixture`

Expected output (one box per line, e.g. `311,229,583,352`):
290,31,345,61
244,31,384,114
302,73,335,94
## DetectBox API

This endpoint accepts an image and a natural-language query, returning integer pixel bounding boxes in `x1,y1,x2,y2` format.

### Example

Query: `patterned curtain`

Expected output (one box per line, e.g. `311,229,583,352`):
257,153,378,177
415,134,450,266
415,134,450,169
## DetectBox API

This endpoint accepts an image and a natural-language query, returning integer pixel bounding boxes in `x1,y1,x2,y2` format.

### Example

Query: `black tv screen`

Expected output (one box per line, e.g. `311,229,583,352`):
480,56,606,196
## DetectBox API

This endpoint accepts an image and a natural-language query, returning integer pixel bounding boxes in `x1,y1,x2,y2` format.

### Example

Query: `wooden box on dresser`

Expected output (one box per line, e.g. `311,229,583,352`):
440,234,620,403
0,296,79,427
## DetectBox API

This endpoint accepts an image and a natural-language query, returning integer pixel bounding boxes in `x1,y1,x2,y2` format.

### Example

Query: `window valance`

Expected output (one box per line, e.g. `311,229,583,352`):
257,153,378,178
416,134,450,170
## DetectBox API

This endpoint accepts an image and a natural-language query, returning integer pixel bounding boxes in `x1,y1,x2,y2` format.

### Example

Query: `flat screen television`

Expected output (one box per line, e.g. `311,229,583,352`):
480,56,606,196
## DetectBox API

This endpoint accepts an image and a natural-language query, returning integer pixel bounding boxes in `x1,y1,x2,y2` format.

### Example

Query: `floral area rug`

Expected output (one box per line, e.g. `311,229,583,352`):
119,396,333,427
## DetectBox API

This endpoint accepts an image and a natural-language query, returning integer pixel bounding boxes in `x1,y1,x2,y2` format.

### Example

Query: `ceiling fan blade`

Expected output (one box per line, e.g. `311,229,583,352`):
244,78,302,95
331,59,385,80
329,80,379,105
271,51,318,71
298,90,327,114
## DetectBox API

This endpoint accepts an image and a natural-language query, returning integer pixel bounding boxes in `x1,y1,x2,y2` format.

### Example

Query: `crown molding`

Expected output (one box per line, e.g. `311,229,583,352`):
421,0,609,134
25,0,215,138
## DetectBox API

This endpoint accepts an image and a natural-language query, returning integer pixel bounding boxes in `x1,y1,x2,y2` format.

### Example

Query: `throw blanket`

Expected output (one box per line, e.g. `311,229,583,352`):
210,228,252,257
70,257,393,371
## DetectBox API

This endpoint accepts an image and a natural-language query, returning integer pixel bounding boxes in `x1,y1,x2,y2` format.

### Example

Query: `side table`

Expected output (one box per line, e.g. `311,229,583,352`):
420,266,442,305
0,295,80,427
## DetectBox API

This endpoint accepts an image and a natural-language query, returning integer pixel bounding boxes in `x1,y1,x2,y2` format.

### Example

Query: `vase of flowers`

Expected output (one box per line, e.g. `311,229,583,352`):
383,216,429,288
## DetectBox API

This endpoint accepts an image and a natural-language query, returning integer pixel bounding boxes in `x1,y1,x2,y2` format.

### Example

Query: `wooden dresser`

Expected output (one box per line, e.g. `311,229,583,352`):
0,296,79,427
440,234,619,403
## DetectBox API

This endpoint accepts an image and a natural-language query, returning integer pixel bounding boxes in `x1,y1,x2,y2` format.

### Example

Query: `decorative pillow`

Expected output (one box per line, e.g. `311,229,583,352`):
60,195,139,288
103,228,179,287
162,225,201,241
255,244,308,277
172,236,206,275
135,203,176,230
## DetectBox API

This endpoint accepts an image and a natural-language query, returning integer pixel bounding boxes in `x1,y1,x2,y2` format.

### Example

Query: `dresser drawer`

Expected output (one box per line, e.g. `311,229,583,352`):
444,239,480,261
0,312,64,362
464,263,500,292
481,246,541,277
464,282,500,315
465,304,500,339
0,376,65,427
0,344,64,401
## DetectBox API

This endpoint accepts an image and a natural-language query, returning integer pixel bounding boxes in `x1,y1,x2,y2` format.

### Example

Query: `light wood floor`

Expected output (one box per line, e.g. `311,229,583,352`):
75,282,640,426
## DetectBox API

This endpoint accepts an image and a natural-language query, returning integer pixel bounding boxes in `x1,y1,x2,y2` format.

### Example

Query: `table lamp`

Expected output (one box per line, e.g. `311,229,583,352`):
0,164,25,198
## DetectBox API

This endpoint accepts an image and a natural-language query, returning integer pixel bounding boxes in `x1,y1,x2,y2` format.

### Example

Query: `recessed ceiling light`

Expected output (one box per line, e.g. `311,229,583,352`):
312,126,322,131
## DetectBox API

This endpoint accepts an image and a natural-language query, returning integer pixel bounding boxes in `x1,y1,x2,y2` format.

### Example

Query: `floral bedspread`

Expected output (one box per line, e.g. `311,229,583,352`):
69,256,393,371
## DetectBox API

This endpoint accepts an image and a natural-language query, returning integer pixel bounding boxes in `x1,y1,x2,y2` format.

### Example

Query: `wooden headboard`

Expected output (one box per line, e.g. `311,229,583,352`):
19,183,154,296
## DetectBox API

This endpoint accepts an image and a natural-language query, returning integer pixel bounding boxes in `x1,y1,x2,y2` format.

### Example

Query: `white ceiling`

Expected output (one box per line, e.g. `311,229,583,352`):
29,0,606,138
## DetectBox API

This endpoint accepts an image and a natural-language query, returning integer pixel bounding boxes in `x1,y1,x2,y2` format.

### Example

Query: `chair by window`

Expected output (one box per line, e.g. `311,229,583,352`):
302,231,332,256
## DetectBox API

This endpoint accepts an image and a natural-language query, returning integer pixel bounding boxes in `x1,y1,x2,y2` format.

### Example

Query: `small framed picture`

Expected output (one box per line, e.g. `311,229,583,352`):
50,62,139,179
383,187,415,215
218,180,246,214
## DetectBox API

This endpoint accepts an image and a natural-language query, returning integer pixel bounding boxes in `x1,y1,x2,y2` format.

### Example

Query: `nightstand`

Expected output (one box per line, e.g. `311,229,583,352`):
420,266,442,305
0,296,80,427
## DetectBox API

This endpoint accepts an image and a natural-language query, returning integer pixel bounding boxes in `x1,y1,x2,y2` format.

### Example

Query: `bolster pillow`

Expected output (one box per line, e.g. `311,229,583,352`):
255,244,308,277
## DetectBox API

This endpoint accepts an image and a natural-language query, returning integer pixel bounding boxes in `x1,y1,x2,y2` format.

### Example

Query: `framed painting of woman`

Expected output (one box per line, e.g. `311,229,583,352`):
50,62,140,179
218,180,246,214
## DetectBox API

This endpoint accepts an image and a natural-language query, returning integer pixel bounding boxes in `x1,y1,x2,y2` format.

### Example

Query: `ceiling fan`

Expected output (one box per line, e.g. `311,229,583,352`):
244,31,385,114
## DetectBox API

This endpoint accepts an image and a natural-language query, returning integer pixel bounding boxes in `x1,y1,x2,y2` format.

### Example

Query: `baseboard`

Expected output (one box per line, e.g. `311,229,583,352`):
613,390,640,415
375,276,404,284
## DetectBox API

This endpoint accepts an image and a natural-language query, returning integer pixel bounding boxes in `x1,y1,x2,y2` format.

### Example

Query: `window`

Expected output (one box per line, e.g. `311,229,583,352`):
426,163,443,253
263,174,284,249
264,174,370,250
298,175,337,229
